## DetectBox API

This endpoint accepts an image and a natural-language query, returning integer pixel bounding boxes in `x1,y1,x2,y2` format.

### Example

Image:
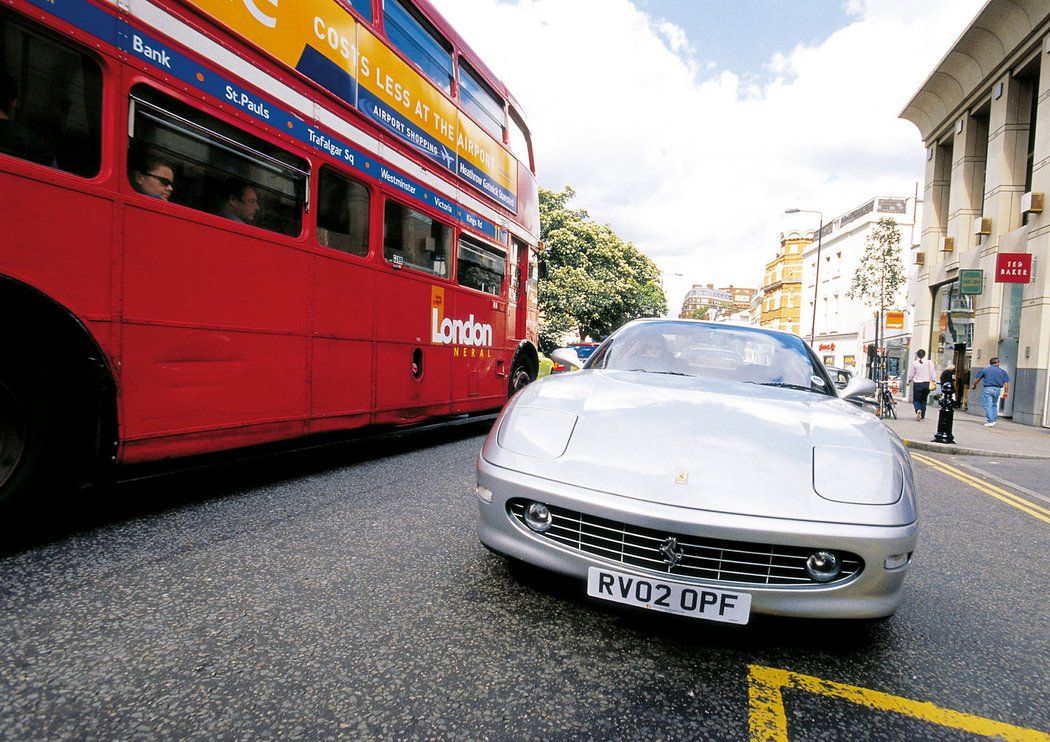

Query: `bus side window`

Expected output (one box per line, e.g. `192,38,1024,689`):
317,167,370,256
127,84,307,236
0,9,102,176
383,199,450,277
457,235,505,296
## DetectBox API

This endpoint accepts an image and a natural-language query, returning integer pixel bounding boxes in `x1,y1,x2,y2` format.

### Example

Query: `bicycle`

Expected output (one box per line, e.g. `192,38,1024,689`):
877,380,897,419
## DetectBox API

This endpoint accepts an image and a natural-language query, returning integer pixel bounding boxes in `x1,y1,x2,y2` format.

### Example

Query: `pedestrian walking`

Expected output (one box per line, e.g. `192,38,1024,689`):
971,357,1010,427
906,349,936,421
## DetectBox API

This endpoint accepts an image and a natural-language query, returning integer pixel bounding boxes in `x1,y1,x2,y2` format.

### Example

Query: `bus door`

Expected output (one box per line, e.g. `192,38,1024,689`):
373,199,454,424
506,237,529,343
449,235,508,411
309,168,377,433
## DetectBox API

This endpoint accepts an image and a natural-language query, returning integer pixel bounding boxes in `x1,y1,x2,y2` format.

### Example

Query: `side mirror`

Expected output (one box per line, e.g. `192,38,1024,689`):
840,376,876,402
550,347,583,371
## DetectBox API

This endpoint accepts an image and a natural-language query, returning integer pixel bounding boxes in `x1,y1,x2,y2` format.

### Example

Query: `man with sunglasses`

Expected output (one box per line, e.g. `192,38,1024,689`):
133,156,175,200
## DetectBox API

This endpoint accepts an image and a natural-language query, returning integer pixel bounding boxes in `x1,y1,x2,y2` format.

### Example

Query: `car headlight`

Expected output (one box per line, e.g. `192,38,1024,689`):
812,446,903,505
497,407,578,459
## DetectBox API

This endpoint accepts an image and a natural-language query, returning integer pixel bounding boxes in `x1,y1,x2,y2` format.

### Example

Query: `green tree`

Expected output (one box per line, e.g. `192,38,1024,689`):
688,307,709,320
846,218,907,347
538,187,666,349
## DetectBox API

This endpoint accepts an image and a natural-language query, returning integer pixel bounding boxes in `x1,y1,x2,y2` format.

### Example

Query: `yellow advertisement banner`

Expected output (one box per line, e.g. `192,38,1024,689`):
357,26,458,163
186,0,358,96
455,112,517,208
357,26,516,210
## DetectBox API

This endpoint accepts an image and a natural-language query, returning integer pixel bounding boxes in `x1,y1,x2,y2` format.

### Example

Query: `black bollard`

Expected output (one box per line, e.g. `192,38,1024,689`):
933,380,955,444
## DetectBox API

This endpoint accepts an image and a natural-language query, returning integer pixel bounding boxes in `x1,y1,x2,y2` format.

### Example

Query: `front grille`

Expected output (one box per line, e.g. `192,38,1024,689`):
509,500,862,586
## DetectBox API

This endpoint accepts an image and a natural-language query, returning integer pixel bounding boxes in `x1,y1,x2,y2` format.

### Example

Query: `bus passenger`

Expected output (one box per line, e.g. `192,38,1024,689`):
0,71,56,167
218,179,260,224
133,156,175,200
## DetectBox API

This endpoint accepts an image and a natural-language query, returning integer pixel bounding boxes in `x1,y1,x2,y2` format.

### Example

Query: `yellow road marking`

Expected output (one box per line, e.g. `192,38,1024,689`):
910,452,1050,524
748,665,1050,741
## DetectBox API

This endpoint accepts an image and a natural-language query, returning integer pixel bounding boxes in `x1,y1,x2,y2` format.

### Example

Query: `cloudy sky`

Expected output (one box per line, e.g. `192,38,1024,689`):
428,0,986,311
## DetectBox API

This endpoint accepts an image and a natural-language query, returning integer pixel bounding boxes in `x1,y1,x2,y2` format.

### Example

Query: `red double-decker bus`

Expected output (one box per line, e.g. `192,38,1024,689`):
0,0,541,516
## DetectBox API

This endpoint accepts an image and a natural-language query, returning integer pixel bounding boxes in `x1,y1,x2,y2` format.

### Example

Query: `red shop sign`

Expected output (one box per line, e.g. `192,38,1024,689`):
995,253,1032,283
818,343,836,351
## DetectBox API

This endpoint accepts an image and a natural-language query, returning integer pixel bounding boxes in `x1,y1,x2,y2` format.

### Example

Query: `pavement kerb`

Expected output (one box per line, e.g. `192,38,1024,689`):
896,438,1050,459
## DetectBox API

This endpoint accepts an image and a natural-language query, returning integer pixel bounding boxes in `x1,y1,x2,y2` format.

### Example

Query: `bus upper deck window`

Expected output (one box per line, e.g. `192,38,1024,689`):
384,0,453,94
459,61,504,141
0,10,102,176
344,0,372,23
508,110,532,172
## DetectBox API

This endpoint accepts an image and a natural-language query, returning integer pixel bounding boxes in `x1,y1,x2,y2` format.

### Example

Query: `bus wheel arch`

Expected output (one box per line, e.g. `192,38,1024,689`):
508,341,539,396
0,278,118,520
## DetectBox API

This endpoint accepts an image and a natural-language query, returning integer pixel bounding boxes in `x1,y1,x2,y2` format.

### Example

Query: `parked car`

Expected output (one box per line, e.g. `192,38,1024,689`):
550,342,599,373
537,352,554,379
476,319,917,624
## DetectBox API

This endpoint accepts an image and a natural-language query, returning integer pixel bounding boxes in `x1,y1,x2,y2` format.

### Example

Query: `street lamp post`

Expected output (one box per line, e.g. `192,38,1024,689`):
659,271,683,289
785,208,824,345
659,272,683,318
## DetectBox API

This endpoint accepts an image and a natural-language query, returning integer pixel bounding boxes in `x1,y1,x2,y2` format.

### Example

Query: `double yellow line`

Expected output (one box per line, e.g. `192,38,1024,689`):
910,452,1050,524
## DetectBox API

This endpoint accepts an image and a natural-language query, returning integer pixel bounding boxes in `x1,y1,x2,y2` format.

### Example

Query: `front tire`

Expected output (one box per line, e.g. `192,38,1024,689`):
508,361,534,397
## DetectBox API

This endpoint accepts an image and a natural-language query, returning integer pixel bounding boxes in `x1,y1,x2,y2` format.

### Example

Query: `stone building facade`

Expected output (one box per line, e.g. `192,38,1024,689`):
901,0,1050,426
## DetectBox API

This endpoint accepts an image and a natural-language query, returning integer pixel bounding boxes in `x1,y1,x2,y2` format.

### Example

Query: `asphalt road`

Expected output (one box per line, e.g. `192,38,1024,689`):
1,428,1047,740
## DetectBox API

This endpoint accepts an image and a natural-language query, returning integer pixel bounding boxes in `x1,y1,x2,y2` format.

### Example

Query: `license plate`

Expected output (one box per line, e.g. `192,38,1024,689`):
587,567,751,625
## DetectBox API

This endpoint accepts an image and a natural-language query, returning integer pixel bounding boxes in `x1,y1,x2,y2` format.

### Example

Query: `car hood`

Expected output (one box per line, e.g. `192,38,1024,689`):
483,370,916,526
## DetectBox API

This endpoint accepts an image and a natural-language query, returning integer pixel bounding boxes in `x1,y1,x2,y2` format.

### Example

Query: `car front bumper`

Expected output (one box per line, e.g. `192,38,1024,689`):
477,455,918,620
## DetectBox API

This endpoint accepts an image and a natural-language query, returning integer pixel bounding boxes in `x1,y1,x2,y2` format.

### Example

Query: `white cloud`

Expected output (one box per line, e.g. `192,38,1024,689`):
429,0,985,309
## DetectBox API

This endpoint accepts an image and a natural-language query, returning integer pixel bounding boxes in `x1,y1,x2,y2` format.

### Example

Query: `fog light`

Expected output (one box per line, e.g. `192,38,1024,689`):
805,551,841,582
523,501,553,533
884,552,911,570
476,483,493,503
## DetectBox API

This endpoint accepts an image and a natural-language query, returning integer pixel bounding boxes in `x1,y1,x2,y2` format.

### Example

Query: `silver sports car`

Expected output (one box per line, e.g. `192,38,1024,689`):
476,319,918,624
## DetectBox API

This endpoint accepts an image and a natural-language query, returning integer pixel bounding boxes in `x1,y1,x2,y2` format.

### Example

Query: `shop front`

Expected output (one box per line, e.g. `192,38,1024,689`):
931,277,975,410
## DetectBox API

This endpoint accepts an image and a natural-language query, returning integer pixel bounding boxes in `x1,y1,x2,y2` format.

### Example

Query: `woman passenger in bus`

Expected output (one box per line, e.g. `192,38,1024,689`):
132,155,175,200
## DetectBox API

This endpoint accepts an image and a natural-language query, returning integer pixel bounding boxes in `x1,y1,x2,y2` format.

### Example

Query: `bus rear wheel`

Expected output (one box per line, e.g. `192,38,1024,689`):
0,356,66,523
0,375,27,495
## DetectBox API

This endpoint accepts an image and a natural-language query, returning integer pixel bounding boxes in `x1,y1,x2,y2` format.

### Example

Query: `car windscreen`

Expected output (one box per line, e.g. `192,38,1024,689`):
589,322,832,393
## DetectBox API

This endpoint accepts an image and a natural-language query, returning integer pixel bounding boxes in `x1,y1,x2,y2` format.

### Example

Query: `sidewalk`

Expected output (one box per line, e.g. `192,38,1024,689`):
881,406,1050,459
